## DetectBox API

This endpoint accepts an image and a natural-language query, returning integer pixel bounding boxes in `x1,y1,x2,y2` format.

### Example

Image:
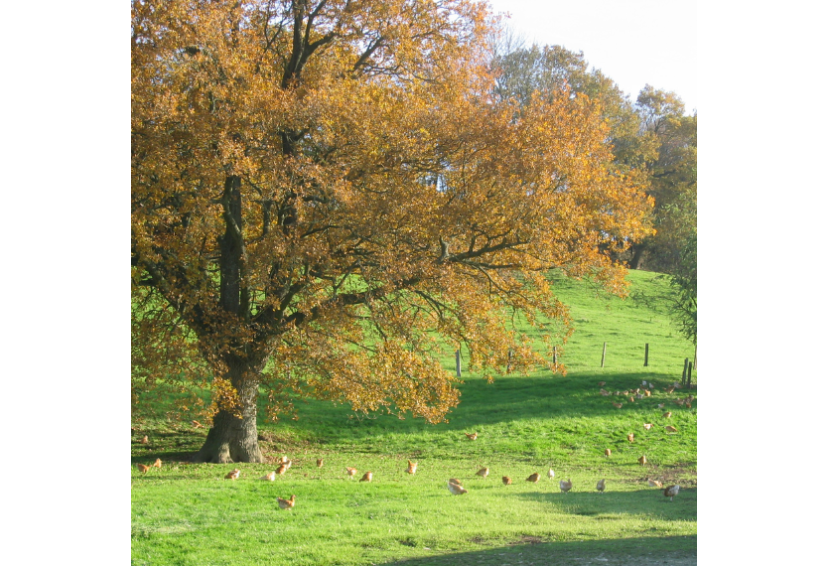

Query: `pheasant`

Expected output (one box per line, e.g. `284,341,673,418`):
658,403,665,409
629,396,635,403
663,411,672,419
526,472,541,483
664,485,680,501
547,468,555,480
644,390,651,397
648,478,663,488
596,479,606,492
475,467,489,478
638,456,647,466
276,463,288,475
359,471,373,482
643,423,653,430
559,479,572,493
153,458,162,468
260,471,276,481
604,448,612,458
502,476,512,485
612,403,623,409
137,464,151,474
140,436,149,445
665,426,678,433
627,434,635,443
447,480,468,495
277,495,296,510
465,432,478,440
280,459,293,470
346,467,358,478
406,460,418,475
317,458,324,468
225,469,241,480
449,478,462,486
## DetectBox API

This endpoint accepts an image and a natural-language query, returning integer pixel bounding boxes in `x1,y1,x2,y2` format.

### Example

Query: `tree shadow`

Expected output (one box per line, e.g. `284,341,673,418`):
513,488,697,521
276,371,697,441
384,534,697,566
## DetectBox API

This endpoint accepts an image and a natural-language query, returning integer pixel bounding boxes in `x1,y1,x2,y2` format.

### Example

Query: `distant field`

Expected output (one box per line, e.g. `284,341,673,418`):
131,269,697,566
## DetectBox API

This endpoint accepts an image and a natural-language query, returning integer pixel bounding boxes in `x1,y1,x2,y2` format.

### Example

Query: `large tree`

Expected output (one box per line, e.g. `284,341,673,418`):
131,0,653,463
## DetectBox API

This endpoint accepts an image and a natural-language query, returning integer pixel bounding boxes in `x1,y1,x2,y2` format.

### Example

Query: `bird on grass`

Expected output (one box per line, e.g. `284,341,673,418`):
277,463,288,475
638,456,647,466
598,381,606,387
137,464,151,474
604,449,612,458
140,436,149,445
599,389,610,396
475,466,489,477
317,459,324,468
627,434,635,443
663,411,672,418
153,458,162,468
648,478,663,488
277,495,296,510
527,472,541,483
658,403,665,409
665,426,678,433
449,478,462,486
225,469,241,480
447,480,468,495
612,403,623,409
664,485,680,501
260,471,276,481
346,467,358,478
406,460,418,475
502,476,512,485
643,423,653,430
465,432,478,440
559,479,572,493
596,479,606,493
644,390,651,397
280,458,293,470
547,468,555,480
359,471,373,482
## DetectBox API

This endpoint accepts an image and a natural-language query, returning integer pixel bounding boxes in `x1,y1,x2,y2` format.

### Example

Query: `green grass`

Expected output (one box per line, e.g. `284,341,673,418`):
131,269,697,566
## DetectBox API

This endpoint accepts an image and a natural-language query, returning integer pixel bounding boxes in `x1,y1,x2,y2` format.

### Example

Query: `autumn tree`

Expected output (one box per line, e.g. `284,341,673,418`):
131,0,653,463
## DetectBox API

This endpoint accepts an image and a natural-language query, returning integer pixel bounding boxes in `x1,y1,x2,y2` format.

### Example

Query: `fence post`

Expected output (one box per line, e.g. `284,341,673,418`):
552,346,558,366
644,343,649,367
681,358,688,386
455,350,461,378
693,345,697,371
601,342,607,368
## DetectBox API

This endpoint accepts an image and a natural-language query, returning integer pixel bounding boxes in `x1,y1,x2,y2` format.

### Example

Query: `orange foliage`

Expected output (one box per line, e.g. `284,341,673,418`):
132,1,652,432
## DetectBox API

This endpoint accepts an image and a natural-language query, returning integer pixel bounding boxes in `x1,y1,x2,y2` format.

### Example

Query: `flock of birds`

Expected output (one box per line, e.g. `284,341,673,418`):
135,380,691,510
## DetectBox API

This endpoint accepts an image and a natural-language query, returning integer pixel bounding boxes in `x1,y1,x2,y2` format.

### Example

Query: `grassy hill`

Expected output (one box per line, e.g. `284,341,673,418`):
131,269,697,566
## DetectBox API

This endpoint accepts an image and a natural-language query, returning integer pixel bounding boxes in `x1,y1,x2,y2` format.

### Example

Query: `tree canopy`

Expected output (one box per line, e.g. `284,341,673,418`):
131,0,653,462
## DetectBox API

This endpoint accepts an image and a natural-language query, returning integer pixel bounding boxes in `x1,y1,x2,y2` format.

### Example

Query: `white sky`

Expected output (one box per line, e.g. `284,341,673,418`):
486,0,697,114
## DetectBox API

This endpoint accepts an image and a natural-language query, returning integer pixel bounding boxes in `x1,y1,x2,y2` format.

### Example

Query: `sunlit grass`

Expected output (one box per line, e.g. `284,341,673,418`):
131,270,697,565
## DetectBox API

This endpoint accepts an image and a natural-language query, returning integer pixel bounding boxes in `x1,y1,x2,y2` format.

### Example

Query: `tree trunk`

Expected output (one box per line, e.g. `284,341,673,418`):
193,357,265,463
629,242,647,270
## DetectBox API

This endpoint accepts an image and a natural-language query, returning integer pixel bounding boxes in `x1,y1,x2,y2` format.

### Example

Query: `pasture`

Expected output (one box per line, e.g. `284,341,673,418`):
131,270,697,566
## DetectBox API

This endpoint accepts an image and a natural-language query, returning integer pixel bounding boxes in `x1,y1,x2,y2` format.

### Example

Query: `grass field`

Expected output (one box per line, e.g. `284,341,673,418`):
131,269,697,566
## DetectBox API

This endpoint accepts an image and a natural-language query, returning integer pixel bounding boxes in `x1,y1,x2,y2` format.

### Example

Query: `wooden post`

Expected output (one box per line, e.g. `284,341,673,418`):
693,345,697,371
644,343,649,367
686,357,692,388
681,358,688,386
455,350,461,378
601,342,607,368
552,346,558,366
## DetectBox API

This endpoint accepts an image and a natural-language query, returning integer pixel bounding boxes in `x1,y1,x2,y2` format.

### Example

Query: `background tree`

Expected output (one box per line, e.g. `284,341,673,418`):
131,0,653,463
491,43,696,273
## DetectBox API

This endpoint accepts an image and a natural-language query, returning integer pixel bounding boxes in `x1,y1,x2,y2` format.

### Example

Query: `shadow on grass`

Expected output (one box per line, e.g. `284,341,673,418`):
514,488,697,521
385,535,697,566
277,371,696,441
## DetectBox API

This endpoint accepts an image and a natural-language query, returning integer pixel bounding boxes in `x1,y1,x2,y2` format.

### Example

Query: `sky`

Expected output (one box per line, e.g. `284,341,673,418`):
486,0,697,114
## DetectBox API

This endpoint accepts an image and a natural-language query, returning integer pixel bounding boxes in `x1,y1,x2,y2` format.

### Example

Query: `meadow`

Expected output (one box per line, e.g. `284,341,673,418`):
131,269,697,566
